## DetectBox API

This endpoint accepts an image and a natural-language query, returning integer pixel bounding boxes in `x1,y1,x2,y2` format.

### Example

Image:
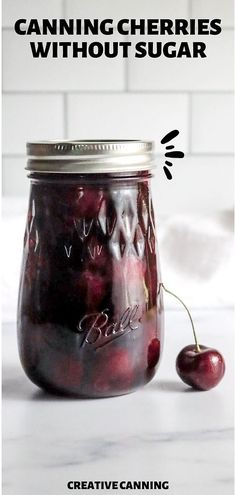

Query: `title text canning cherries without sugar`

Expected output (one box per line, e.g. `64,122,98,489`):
17,140,164,397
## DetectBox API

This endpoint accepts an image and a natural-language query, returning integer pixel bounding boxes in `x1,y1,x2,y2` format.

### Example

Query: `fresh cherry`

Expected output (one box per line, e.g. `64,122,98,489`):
176,345,225,391
160,283,226,391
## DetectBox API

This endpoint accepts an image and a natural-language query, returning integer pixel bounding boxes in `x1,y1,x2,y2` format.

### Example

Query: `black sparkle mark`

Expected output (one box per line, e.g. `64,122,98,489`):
160,129,185,180
163,166,172,180
161,129,179,144
165,151,185,159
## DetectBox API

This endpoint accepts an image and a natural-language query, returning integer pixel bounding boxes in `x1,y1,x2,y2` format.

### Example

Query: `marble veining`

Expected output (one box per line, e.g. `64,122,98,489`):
2,309,234,495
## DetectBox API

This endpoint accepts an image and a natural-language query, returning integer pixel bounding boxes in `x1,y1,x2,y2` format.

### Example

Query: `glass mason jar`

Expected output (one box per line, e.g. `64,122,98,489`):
17,140,164,397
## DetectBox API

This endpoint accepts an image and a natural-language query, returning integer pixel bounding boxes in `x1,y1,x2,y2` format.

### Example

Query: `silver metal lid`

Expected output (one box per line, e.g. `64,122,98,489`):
26,140,155,174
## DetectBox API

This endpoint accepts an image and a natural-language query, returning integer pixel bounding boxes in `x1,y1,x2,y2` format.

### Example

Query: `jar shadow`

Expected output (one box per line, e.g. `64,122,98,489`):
149,379,192,393
3,365,197,400
31,389,112,402
2,365,130,401
3,365,196,400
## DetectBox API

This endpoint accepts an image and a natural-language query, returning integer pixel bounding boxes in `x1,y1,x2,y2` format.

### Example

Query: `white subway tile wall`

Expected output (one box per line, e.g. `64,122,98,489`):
154,156,234,215
2,0,234,215
129,32,234,91
64,0,189,21
3,94,64,154
3,31,126,92
2,0,64,27
191,94,234,154
67,93,188,151
2,157,27,196
191,0,234,28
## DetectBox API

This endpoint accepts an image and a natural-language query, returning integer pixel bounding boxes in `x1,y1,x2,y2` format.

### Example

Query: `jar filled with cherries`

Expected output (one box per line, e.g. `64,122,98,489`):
17,140,164,397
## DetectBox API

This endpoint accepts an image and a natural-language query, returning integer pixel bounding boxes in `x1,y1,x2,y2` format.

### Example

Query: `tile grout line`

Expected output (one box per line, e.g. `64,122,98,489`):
124,54,129,92
124,35,130,92
2,90,234,95
188,0,192,18
62,0,67,19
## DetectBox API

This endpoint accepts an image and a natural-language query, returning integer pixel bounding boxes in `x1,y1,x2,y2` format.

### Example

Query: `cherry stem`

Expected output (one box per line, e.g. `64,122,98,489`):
160,282,201,353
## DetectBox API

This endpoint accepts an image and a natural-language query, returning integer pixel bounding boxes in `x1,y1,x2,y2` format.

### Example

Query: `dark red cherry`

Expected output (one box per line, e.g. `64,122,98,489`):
25,252,46,284
51,355,83,391
80,270,108,307
75,187,104,218
93,348,133,393
176,345,225,391
113,256,145,287
86,238,109,273
160,283,226,392
147,338,160,368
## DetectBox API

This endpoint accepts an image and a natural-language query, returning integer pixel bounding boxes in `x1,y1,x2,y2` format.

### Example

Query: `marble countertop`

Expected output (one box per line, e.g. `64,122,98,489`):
3,309,234,495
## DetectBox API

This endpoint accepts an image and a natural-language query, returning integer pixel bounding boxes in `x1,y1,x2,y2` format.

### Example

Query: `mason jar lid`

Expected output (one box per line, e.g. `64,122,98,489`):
26,140,155,174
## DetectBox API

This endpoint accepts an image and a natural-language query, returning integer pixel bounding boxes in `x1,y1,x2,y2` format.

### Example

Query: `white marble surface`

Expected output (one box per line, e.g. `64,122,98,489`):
3,309,234,495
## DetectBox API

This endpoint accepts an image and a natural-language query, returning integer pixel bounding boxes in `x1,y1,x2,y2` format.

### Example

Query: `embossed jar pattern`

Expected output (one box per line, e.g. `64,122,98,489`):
17,141,164,397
